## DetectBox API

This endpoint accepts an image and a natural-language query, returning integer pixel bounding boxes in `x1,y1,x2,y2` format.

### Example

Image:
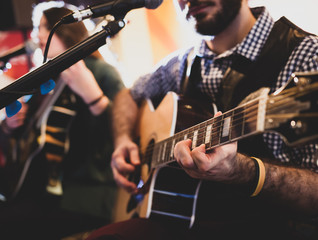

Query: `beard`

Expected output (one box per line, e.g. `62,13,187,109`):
188,0,242,36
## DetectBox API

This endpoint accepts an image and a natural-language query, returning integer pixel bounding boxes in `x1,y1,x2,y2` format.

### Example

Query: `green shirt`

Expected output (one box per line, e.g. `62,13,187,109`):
60,56,124,220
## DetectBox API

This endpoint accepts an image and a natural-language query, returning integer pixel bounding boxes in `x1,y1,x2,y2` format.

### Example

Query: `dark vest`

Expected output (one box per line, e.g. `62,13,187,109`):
182,16,313,159
184,18,317,236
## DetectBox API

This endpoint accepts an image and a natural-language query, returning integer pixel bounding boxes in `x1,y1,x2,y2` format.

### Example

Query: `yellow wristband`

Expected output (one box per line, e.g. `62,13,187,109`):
250,157,266,197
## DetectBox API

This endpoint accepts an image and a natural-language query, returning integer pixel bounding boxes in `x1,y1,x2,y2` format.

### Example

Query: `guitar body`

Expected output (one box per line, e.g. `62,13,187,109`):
0,124,42,200
0,82,77,201
114,92,214,227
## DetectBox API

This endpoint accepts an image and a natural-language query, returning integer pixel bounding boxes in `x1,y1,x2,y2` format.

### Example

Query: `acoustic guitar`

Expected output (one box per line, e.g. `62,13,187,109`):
0,79,77,201
113,71,318,228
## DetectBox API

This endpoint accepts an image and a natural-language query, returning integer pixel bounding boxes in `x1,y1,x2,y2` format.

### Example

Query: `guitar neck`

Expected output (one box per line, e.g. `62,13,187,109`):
151,96,267,168
148,73,318,168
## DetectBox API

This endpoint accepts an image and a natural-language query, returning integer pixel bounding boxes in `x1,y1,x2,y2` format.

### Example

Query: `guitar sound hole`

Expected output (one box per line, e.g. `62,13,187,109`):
143,139,155,167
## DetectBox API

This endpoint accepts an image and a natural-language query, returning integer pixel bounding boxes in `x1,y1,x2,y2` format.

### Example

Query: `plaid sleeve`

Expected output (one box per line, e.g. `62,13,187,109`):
265,35,318,170
275,35,318,90
130,49,189,105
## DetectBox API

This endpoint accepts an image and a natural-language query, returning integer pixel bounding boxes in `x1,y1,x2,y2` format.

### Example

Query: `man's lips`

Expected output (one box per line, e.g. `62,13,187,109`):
187,2,215,18
188,5,208,16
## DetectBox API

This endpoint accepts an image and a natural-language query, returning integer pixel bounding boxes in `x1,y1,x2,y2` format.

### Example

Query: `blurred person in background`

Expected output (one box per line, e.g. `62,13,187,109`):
0,1,124,239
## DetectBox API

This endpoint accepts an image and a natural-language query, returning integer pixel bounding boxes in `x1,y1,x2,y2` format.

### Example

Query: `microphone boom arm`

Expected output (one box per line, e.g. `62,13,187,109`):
0,19,125,110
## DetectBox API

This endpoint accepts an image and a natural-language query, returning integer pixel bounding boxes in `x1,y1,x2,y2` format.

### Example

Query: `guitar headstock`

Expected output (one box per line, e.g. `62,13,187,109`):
265,71,318,146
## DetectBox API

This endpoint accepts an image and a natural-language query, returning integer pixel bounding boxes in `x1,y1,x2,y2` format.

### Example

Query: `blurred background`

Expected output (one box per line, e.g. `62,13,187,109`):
0,0,317,89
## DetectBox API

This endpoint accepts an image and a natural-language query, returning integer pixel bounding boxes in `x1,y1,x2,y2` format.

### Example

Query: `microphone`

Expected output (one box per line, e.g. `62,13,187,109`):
61,0,163,23
0,40,38,64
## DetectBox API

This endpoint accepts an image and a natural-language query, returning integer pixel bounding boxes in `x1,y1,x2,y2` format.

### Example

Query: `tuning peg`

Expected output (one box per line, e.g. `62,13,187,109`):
5,100,22,117
40,79,56,95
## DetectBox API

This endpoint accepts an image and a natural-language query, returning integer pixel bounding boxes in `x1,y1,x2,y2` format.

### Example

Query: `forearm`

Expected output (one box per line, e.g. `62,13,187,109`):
262,161,318,216
112,88,138,147
237,153,318,217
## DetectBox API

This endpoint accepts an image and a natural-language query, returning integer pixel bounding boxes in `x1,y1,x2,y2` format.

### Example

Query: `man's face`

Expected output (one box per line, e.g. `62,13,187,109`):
177,0,242,35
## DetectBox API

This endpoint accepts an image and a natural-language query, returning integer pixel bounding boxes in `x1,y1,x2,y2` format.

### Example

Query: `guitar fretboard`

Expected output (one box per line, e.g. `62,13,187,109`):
149,97,266,168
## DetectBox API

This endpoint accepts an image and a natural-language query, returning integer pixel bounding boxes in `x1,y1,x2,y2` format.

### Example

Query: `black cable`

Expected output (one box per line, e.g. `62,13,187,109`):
43,20,63,63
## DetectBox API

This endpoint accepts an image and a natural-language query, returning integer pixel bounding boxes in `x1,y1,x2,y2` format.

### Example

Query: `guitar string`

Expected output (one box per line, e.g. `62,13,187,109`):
165,84,316,149
140,85,316,165
141,100,260,165
142,97,275,164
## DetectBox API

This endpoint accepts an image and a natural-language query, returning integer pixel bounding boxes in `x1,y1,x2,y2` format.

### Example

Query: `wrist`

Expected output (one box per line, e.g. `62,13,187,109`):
87,93,105,107
114,134,133,148
249,157,266,197
88,95,109,116
235,154,263,196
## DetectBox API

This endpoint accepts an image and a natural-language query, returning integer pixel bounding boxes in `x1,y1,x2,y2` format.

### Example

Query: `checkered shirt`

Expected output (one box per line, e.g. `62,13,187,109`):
130,7,318,170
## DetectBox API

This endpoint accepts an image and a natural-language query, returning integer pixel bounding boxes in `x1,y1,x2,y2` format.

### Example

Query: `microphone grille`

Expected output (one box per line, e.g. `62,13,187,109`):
145,0,163,9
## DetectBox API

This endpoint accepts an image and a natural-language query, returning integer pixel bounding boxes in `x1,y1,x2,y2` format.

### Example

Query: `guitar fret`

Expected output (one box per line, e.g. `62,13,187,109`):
159,142,165,164
219,115,224,144
243,101,258,135
188,131,194,146
152,143,159,165
162,142,167,162
205,119,214,149
170,139,175,158
231,107,244,140
168,131,184,161
178,131,184,141
197,122,206,147
205,124,212,144
229,111,234,141
220,112,232,144
211,115,222,147
222,115,231,137
192,130,198,149
167,138,173,162
184,133,188,140
158,143,162,163
177,131,184,142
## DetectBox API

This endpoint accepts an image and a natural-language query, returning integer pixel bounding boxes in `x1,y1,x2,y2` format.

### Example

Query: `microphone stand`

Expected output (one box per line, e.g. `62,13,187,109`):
0,19,125,110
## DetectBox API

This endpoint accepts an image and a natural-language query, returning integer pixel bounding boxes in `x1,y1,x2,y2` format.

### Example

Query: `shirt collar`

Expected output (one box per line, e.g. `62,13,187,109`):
195,7,275,62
